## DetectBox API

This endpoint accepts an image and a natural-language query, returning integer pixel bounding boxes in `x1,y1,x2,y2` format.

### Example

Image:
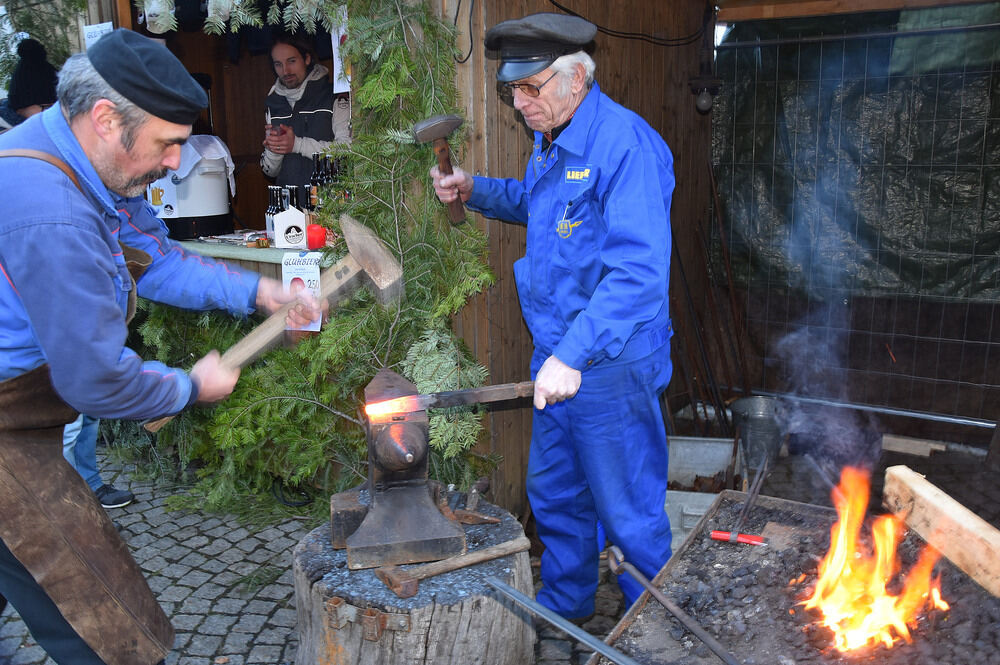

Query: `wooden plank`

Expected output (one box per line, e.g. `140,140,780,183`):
718,0,987,22
882,465,1000,598
881,433,948,457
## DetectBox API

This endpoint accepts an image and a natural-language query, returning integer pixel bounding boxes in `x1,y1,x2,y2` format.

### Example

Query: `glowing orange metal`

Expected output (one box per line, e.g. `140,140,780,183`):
364,395,423,418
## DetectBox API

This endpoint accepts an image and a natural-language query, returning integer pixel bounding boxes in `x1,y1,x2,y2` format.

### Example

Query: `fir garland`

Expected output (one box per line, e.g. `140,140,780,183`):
132,0,495,515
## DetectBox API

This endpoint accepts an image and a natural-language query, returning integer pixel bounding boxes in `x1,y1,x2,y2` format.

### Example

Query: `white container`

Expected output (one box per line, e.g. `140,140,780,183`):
147,135,235,220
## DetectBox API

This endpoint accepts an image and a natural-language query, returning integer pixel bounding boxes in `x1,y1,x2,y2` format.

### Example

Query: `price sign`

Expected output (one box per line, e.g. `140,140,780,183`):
281,252,323,332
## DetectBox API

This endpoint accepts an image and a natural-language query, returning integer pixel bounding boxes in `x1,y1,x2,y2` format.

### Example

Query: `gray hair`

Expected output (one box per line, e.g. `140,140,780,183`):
550,51,596,97
57,53,150,150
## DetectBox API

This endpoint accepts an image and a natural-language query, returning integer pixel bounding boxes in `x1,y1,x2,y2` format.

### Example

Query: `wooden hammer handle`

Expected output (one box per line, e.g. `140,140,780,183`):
409,535,530,582
433,138,466,225
143,255,364,433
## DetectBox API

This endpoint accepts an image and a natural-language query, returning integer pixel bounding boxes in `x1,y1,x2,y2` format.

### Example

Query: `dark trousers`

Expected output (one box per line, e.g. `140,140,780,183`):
0,536,107,665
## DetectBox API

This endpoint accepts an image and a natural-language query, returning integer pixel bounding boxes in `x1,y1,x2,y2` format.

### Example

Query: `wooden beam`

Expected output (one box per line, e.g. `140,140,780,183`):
718,0,988,22
882,465,1000,598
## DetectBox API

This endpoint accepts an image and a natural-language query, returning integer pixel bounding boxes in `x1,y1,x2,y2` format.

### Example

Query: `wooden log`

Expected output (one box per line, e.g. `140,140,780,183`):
882,465,1000,598
880,434,947,457
293,500,534,665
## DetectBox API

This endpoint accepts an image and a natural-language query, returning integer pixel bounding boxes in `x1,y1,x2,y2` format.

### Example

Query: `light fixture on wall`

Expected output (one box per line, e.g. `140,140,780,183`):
688,7,721,114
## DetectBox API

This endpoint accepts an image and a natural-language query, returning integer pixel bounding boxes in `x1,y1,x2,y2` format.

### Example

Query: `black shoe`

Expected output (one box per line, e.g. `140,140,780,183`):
95,484,134,509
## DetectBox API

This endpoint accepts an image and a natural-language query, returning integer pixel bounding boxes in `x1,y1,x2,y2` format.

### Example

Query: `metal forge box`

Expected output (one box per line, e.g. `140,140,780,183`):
587,489,1000,665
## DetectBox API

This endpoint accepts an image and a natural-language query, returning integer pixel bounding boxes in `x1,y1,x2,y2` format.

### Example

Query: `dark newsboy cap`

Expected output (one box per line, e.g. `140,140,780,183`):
88,29,207,125
485,12,596,82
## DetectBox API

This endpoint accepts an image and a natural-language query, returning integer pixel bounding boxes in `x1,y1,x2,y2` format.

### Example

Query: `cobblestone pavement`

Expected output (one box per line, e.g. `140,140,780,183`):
1,445,996,664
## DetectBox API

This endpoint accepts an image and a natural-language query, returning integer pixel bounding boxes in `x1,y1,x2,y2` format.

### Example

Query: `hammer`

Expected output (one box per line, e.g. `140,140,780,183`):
144,214,403,433
413,114,466,225
374,535,530,598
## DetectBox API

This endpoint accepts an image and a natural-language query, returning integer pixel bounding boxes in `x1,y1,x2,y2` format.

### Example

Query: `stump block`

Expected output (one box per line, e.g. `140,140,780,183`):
294,499,534,665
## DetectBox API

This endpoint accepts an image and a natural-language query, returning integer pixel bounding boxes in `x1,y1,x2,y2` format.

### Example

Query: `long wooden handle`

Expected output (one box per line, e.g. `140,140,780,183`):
409,535,531,582
144,255,364,433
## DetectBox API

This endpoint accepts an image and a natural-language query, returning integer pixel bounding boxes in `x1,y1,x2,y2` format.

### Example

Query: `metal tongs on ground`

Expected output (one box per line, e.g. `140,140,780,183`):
607,547,742,665
710,455,770,546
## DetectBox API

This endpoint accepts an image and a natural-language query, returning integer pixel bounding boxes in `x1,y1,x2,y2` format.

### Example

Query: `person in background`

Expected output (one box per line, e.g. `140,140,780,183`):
63,414,134,508
261,33,351,205
0,28,320,664
0,37,57,131
430,12,675,623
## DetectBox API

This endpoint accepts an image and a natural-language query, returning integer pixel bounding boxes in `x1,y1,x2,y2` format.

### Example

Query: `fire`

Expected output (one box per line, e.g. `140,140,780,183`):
364,395,417,418
802,466,949,652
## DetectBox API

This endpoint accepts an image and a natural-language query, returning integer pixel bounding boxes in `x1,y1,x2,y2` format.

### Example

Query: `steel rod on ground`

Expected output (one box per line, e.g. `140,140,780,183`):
485,578,645,665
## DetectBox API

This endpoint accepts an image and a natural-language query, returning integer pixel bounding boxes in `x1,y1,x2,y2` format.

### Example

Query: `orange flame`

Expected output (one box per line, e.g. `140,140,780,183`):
802,467,949,652
364,395,419,418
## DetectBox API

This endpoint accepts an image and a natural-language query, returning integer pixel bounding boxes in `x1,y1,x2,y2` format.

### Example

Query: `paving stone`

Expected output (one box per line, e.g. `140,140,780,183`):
247,644,283,663
538,638,573,660
223,631,254,652
186,634,224,656
233,614,269,634
171,614,204,631
199,614,238,636
191,583,227,600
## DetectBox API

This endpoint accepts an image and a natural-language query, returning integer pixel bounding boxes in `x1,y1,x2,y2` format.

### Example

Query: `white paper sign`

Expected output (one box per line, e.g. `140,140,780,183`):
282,252,322,331
330,5,350,94
83,22,114,50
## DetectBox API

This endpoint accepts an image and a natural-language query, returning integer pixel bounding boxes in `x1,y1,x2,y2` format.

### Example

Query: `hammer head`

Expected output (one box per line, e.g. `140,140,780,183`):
374,564,419,598
339,214,404,306
413,114,463,144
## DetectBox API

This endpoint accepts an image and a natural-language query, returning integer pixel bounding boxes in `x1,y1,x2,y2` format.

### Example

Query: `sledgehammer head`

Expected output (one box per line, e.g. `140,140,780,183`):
413,114,463,143
374,565,419,598
340,214,403,306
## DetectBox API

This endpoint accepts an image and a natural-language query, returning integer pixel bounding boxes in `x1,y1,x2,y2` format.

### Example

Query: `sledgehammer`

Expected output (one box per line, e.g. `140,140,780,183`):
375,535,530,598
413,114,466,225
143,214,403,433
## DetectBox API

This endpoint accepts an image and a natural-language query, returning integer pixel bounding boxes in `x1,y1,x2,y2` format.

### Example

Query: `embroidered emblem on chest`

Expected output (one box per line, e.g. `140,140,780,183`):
556,219,583,239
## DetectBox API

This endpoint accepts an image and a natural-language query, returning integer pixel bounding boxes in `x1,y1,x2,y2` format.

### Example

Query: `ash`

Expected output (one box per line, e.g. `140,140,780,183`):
295,497,526,611
601,495,1000,665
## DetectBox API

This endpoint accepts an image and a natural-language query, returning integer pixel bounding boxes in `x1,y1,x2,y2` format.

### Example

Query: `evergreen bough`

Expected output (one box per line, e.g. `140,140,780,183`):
128,0,495,518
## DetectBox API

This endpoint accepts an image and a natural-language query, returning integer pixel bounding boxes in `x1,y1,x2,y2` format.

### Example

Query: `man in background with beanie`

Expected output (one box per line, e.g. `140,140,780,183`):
0,29,319,665
430,12,674,624
0,37,57,130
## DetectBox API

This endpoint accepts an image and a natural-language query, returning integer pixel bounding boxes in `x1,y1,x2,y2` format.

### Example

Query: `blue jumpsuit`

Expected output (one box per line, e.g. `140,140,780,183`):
467,82,674,617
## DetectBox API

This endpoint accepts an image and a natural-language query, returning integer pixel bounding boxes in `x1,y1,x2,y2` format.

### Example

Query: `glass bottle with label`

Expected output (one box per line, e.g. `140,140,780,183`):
265,186,277,239
309,153,322,211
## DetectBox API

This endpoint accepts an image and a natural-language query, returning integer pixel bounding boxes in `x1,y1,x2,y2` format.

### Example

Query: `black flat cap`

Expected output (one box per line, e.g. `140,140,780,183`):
485,12,596,82
88,29,207,125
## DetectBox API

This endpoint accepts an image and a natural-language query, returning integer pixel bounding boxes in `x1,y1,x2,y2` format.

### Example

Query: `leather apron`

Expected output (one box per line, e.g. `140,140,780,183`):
0,149,171,664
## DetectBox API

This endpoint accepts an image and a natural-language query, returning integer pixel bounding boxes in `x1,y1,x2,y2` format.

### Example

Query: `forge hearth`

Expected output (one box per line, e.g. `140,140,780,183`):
589,492,1000,665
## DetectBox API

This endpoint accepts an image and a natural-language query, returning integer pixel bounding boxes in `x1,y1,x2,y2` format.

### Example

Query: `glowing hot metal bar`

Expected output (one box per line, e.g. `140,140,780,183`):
365,381,534,418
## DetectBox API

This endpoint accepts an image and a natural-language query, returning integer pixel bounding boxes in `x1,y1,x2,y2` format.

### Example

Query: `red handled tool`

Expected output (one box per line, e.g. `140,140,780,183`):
710,455,770,546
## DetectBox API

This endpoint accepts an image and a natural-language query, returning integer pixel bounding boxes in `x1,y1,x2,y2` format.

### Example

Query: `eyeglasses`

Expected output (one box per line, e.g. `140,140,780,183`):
497,71,558,106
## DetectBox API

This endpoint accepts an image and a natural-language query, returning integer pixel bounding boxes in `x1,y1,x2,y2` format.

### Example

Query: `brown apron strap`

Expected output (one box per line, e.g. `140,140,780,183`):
0,148,154,323
0,148,83,192
0,368,174,664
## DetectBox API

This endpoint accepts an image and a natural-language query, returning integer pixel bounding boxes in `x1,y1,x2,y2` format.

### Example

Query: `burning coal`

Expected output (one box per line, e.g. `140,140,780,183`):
800,466,949,652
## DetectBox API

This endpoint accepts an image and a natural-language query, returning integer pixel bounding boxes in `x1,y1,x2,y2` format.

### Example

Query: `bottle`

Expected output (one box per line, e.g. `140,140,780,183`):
265,186,276,239
309,153,322,211
280,185,290,212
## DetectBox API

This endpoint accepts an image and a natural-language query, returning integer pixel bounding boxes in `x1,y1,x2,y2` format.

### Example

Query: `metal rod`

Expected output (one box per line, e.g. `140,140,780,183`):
607,548,742,665
485,578,645,665
717,21,1000,50
748,389,995,429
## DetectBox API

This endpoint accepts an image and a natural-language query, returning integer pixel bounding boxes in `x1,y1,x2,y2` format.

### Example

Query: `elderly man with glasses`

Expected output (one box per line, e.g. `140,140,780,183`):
430,12,675,623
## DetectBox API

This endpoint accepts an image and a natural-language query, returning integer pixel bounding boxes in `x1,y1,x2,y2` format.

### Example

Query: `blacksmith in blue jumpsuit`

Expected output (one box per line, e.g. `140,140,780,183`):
431,13,674,621
0,30,320,665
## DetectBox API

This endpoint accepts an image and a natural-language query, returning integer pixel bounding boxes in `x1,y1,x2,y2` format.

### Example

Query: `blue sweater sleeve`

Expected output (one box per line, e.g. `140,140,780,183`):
117,197,260,315
3,210,195,418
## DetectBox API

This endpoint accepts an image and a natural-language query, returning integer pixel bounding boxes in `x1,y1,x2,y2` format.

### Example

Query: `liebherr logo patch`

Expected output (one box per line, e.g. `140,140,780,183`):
564,166,592,183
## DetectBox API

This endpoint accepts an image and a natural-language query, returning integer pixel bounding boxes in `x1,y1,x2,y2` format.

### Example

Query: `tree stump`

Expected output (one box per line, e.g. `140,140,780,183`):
293,499,534,665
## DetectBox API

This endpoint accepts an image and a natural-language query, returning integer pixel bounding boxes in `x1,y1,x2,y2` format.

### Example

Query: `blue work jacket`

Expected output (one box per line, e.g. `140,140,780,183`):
467,82,674,370
0,105,259,419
